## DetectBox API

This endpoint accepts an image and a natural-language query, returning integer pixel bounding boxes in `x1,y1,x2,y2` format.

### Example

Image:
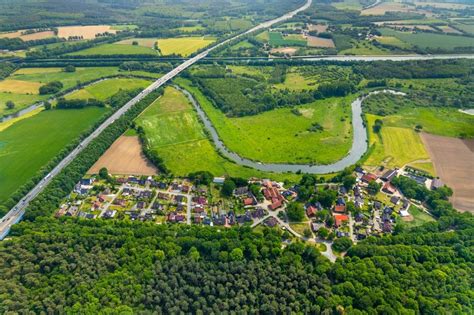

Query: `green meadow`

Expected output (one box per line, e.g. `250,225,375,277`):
136,86,300,182
66,78,151,101
67,43,159,56
176,78,353,165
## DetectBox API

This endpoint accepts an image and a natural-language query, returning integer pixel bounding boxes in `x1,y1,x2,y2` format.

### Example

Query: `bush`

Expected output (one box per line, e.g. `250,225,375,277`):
39,81,63,95
332,237,353,252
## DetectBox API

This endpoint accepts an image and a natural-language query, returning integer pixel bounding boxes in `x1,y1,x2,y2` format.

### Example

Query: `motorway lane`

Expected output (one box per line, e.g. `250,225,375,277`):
0,0,313,239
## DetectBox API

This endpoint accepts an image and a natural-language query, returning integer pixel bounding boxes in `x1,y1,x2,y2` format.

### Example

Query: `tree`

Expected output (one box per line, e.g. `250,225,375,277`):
342,175,356,190
373,119,383,133
286,202,305,222
5,100,15,109
64,65,76,72
98,167,109,180
318,227,329,239
229,248,244,261
303,228,312,238
332,237,353,252
221,178,236,197
44,101,52,110
367,180,381,195
132,41,139,46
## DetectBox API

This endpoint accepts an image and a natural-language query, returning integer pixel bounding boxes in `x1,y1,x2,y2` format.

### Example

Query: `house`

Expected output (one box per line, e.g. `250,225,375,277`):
311,222,324,232
113,199,126,207
213,177,225,185
354,196,364,209
65,206,79,217
103,210,116,219
80,178,94,186
264,217,278,227
431,178,444,190
353,185,361,197
243,197,256,206
176,204,185,212
334,214,349,227
361,173,378,183
137,201,146,209
194,205,205,213
157,182,168,190
381,169,398,182
382,221,392,233
390,196,400,205
151,202,163,211
158,192,170,200
382,182,397,194
139,190,153,199
336,197,346,206
339,186,348,195
129,212,139,220
373,201,382,210
181,185,190,193
334,204,346,213
122,188,131,196
268,200,282,210
355,166,365,175
251,207,266,218
168,212,185,223
193,196,207,205
175,195,185,204
234,186,249,196
306,205,317,217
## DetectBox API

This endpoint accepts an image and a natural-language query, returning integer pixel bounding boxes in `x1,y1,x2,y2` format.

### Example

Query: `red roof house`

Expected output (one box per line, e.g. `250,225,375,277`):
334,214,349,227
361,173,378,183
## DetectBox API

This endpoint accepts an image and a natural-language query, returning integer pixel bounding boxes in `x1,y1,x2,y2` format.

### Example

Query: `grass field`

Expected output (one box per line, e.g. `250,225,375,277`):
177,78,353,165
379,28,474,49
365,114,430,168
65,78,150,101
67,43,158,56
340,40,392,55
0,93,47,117
116,38,158,48
273,72,317,91
398,205,435,228
136,86,301,182
157,37,215,56
0,107,108,204
268,32,307,47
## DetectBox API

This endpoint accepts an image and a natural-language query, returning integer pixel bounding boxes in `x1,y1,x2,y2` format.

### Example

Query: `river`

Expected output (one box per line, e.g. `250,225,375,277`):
177,86,405,174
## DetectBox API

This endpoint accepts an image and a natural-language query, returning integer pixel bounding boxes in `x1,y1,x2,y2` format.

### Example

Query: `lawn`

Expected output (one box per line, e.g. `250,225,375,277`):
157,37,216,56
136,86,301,182
176,78,353,165
340,40,392,55
365,114,430,168
65,78,151,101
0,107,108,204
398,205,435,229
0,93,47,116
379,28,474,49
67,43,159,56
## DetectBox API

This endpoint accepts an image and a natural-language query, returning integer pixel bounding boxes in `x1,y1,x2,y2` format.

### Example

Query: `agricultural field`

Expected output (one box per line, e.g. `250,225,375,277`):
0,30,55,41
421,133,474,213
365,114,430,169
379,28,474,50
136,85,300,182
67,43,158,56
65,78,151,101
273,72,317,91
362,2,414,15
157,37,216,56
268,32,307,47
340,40,392,55
177,78,353,165
87,135,157,176
116,38,158,48
56,25,117,39
0,106,108,204
0,67,159,116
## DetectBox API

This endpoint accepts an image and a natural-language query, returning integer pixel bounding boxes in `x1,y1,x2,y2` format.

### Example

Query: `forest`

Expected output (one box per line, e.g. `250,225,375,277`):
0,204,472,313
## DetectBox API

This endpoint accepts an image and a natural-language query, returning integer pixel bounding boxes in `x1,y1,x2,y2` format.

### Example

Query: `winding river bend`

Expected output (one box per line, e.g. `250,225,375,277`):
178,86,405,174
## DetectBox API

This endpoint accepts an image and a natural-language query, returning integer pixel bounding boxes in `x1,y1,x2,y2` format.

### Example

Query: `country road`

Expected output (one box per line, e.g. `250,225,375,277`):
0,0,313,239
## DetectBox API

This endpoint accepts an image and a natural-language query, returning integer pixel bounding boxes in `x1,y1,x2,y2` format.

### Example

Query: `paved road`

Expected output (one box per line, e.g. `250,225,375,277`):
0,0,313,240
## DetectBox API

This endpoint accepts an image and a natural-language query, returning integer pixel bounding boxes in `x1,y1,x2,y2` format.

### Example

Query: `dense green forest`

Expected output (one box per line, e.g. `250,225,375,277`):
1,205,472,313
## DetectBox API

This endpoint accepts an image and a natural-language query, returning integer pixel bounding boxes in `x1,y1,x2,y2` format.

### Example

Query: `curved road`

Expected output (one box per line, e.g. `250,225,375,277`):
179,86,405,174
0,0,313,239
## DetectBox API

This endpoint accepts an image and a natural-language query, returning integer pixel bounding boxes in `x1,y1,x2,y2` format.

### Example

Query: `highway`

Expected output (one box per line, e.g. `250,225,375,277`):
0,0,313,240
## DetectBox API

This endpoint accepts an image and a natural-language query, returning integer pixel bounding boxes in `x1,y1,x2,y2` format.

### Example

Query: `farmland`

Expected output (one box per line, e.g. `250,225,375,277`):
135,86,300,181
422,133,474,213
379,28,474,50
57,25,117,39
0,107,108,204
87,135,157,176
67,43,158,56
177,78,353,165
157,37,216,56
0,67,158,116
65,78,151,101
268,32,306,47
365,114,430,169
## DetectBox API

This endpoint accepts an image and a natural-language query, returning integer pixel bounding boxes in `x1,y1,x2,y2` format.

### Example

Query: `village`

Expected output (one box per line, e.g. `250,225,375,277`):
56,164,440,248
